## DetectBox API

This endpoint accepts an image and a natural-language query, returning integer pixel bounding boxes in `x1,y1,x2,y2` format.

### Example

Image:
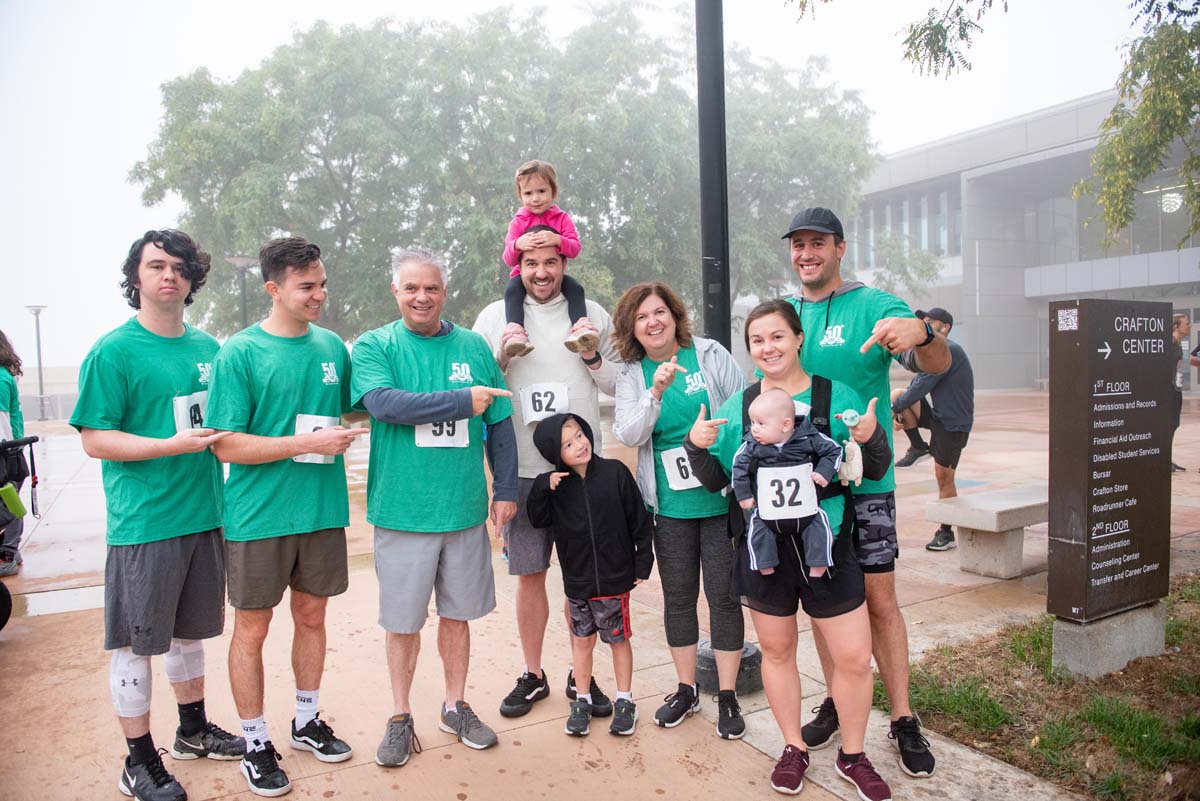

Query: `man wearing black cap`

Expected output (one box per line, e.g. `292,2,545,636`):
890,308,975,550
781,207,950,781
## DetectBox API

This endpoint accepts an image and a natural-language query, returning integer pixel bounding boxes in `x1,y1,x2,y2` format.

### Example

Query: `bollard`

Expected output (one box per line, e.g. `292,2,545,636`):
696,639,762,695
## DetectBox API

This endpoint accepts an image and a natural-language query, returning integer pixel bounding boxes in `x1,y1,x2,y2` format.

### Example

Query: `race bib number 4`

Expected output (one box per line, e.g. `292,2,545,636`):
415,419,469,448
520,382,568,424
661,446,701,491
294,414,339,464
172,390,209,434
755,463,818,521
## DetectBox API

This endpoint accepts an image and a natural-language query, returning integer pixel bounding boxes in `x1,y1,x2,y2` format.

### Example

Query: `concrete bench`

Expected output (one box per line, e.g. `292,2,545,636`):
925,483,1049,579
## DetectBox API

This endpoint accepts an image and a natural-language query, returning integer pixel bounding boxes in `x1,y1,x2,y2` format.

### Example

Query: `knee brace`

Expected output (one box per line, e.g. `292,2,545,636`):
163,638,205,684
110,647,153,718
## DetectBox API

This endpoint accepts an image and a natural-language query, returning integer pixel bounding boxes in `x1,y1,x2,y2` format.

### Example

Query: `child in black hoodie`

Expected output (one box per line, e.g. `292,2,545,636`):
527,413,654,738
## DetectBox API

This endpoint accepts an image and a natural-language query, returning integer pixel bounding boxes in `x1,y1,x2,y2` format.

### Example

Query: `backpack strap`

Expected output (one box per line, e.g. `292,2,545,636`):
810,374,832,436
740,381,763,430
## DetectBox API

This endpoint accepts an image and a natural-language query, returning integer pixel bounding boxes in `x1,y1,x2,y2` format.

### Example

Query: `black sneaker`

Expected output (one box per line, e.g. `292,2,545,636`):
564,699,591,736
895,446,930,468
118,751,186,801
654,683,698,728
1172,462,1186,472
925,528,956,551
889,715,936,777
610,698,638,735
499,670,550,717
801,697,839,749
240,742,291,797
715,690,746,739
566,669,613,717
290,715,352,763
170,721,245,761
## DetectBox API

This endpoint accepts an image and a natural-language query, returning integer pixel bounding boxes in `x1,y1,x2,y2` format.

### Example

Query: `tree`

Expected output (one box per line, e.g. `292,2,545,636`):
866,234,944,297
133,2,875,340
785,0,1200,245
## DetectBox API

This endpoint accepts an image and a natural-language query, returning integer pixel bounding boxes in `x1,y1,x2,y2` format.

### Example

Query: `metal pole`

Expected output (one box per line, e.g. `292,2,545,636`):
696,0,732,350
33,311,46,421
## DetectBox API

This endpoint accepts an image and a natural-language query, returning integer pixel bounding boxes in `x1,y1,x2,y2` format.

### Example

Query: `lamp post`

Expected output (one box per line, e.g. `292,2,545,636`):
226,257,257,331
696,0,731,350
24,305,47,421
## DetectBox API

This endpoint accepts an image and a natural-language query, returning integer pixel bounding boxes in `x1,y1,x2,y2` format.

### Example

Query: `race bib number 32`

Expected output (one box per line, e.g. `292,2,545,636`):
661,446,701,491
755,463,818,521
520,382,568,424
415,419,469,448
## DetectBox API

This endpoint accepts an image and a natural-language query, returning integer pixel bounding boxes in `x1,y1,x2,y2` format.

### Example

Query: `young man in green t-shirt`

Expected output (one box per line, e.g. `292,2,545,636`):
780,208,950,781
205,237,367,798
71,229,244,801
351,249,518,769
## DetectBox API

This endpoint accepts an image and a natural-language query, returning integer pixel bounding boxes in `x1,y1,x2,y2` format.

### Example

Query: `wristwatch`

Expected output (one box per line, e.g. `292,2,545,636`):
916,321,936,348
582,352,603,366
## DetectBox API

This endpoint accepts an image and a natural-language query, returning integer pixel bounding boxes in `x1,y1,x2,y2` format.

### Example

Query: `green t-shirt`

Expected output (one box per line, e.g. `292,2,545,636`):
69,317,223,546
0,368,23,440
787,288,913,494
710,380,865,537
351,321,513,533
641,345,728,520
205,323,354,542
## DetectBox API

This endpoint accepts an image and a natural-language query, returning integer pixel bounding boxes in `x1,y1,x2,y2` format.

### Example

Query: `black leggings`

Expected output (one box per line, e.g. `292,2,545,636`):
653,514,745,652
504,274,587,327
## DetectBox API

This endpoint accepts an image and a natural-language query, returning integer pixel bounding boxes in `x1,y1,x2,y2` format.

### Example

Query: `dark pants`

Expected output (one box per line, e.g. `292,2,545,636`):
504,274,587,327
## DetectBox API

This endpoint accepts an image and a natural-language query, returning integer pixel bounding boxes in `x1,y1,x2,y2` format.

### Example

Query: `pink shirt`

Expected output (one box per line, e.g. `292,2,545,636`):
503,205,582,276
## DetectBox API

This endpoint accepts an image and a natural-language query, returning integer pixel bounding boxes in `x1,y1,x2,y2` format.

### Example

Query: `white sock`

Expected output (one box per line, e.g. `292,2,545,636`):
296,688,319,729
578,692,593,704
616,691,633,702
241,716,270,752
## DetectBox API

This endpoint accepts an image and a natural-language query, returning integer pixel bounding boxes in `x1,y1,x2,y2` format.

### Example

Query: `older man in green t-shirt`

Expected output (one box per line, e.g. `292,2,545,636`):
72,229,244,801
781,208,950,780
352,248,518,770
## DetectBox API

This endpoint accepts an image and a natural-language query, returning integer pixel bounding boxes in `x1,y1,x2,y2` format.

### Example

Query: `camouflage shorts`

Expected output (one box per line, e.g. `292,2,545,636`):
852,492,898,570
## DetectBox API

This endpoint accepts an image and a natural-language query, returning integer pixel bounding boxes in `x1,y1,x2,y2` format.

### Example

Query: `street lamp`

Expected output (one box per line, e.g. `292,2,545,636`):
226,257,257,331
24,305,47,421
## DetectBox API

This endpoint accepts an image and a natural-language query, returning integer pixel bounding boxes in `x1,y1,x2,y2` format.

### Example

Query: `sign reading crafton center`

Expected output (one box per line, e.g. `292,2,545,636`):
1048,299,1172,623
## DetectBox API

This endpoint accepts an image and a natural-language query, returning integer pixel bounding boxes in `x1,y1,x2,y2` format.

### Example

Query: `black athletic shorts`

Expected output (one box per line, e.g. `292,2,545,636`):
918,399,970,470
732,521,865,620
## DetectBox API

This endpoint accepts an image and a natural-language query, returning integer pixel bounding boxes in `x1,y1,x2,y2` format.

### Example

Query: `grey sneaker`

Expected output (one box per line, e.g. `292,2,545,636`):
609,698,637,736
0,550,19,577
925,528,956,551
438,701,498,750
376,713,421,767
565,699,592,736
170,721,246,760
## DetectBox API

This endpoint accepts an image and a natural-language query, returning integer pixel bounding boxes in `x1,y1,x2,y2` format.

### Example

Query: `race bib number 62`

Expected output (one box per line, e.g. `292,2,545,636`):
520,382,568,424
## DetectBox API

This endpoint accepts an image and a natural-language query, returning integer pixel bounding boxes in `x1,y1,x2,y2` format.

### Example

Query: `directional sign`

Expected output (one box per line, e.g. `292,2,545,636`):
1047,299,1172,623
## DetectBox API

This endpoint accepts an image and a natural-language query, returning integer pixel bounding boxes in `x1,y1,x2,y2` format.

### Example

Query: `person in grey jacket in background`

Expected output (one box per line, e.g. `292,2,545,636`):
610,282,749,739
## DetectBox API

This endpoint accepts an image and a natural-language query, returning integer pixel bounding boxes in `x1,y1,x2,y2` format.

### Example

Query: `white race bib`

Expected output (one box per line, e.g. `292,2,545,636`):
520,382,568,424
415,419,469,448
172,390,209,434
661,446,701,491
755,463,818,521
294,414,339,464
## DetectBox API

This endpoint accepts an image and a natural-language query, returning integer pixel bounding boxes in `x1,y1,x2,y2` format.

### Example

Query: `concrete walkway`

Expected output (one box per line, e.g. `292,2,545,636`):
5,391,1198,801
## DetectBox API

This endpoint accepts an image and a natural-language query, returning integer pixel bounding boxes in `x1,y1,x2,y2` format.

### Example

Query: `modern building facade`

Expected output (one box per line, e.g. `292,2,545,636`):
851,90,1198,389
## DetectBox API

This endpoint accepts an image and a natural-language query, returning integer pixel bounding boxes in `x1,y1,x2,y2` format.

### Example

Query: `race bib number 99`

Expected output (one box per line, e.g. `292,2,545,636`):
520,382,568,424
755,463,818,521
172,390,209,434
415,419,469,448
294,413,339,464
661,446,701,491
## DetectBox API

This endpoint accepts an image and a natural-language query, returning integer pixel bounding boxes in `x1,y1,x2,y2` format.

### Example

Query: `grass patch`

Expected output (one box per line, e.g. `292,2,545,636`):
1080,696,1199,771
909,667,1013,731
1028,717,1083,778
1167,673,1200,696
1092,769,1130,801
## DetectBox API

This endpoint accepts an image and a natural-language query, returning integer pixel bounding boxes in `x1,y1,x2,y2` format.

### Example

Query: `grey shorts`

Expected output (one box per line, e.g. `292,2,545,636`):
567,593,632,644
374,523,496,634
502,478,554,576
225,528,349,609
104,528,226,655
852,492,899,573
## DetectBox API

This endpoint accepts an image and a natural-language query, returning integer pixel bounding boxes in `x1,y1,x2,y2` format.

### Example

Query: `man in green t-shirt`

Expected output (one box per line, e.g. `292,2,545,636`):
781,208,950,780
351,248,518,769
71,229,244,801
206,237,367,798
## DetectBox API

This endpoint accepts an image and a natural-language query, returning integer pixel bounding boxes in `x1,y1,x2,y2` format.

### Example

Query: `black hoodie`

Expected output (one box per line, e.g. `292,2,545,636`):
527,413,654,599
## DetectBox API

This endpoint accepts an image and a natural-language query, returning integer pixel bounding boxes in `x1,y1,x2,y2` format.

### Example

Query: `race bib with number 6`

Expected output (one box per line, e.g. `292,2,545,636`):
172,390,209,434
415,419,469,448
661,446,701,491
520,382,568,424
755,463,818,521
294,413,340,464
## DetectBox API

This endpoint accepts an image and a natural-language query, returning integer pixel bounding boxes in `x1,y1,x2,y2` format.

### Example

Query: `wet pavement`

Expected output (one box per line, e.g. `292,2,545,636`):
4,391,1198,801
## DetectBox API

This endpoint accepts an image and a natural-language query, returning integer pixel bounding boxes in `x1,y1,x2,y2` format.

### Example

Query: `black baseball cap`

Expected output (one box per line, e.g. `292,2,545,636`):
781,207,844,241
916,307,953,327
